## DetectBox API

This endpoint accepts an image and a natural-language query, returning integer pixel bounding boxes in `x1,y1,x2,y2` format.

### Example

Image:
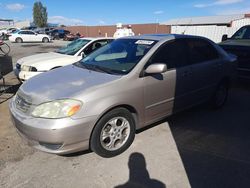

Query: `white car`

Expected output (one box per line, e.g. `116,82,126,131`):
15,37,113,81
9,30,51,43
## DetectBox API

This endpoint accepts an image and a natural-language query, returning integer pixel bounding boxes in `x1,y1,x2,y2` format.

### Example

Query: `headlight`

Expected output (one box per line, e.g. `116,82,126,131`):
32,99,82,119
21,65,37,72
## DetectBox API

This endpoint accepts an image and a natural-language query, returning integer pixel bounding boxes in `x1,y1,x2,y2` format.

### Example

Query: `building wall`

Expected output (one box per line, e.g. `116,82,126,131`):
14,20,30,29
170,18,250,43
63,24,170,37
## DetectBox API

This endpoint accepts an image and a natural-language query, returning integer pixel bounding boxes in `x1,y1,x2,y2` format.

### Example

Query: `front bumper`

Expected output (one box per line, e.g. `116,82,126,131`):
9,98,98,154
14,69,43,81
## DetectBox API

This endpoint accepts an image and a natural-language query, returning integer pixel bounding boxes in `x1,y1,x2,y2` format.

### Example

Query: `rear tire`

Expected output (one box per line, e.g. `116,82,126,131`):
15,37,23,43
211,81,229,109
90,108,135,158
42,37,49,43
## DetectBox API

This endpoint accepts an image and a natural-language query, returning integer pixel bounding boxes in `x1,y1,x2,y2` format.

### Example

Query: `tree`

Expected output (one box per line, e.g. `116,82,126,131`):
33,1,48,27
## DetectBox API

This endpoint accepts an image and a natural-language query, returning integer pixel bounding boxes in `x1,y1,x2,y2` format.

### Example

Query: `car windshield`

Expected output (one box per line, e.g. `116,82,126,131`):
56,39,90,55
77,39,156,75
12,30,20,34
231,26,250,40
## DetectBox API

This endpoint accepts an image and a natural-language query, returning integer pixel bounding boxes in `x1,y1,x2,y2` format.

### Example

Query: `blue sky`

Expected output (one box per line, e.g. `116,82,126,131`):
0,0,249,25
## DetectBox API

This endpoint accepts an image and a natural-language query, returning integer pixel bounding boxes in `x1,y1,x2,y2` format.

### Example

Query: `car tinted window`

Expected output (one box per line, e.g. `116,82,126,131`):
231,26,250,40
83,40,112,55
19,31,35,35
26,31,35,35
186,39,219,64
149,39,188,69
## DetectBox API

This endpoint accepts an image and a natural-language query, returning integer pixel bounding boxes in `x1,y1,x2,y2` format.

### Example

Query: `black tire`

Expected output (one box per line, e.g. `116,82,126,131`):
211,81,229,109
42,37,49,43
90,108,135,158
15,37,23,43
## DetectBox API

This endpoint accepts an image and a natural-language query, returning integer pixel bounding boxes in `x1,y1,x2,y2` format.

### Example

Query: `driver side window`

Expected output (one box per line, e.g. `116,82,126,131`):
148,40,188,70
83,40,110,56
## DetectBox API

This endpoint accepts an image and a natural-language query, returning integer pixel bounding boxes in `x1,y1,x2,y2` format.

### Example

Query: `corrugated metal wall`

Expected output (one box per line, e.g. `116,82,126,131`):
170,18,250,43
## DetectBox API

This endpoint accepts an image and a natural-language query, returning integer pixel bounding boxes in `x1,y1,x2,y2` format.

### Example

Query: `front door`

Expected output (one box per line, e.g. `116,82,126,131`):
143,39,191,124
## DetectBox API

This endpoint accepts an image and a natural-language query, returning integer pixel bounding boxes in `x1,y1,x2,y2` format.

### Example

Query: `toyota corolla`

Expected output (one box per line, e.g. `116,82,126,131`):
9,34,236,157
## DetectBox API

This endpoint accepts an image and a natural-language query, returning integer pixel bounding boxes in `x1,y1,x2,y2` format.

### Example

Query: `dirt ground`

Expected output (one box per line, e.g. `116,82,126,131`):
0,41,68,168
1,40,250,188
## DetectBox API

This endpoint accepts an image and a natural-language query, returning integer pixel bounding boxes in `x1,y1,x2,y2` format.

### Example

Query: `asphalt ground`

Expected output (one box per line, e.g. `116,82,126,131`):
0,40,250,188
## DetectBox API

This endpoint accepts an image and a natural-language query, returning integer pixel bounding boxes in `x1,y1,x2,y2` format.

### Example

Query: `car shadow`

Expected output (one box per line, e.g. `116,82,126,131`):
0,55,13,76
21,44,42,47
114,152,166,188
62,149,92,157
0,83,21,104
168,85,250,188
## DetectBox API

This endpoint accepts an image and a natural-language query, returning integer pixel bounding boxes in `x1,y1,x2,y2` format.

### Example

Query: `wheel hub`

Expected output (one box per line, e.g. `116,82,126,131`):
100,117,130,151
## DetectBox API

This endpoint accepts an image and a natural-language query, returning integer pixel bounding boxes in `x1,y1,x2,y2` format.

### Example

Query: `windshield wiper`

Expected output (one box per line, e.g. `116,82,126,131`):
91,65,118,74
75,62,124,75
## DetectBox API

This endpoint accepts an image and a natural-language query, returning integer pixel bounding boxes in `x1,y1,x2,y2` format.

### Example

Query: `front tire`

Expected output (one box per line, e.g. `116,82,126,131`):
90,108,135,158
42,37,49,43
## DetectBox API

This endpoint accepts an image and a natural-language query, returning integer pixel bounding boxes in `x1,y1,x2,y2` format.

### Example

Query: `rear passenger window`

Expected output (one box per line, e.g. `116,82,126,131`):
186,39,219,64
149,40,188,69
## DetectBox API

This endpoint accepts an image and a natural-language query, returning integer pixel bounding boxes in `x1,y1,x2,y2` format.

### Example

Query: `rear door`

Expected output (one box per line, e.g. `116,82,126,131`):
185,38,222,104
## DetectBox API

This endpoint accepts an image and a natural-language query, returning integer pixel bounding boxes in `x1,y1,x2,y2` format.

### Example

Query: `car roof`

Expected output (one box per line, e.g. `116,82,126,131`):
79,37,114,41
122,34,210,42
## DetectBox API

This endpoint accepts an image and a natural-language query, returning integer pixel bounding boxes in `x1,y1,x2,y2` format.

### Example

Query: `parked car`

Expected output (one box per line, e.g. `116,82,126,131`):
48,29,70,40
219,25,250,80
0,27,19,35
34,27,54,35
15,37,113,81
64,32,83,41
22,26,37,31
9,30,51,43
0,27,19,40
9,34,236,157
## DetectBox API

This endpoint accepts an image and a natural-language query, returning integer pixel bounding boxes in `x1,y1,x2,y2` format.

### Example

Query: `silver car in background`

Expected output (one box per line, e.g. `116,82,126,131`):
9,34,237,157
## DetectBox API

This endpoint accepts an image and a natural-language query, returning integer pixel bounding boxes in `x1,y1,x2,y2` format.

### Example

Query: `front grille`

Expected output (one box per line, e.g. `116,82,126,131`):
15,95,32,113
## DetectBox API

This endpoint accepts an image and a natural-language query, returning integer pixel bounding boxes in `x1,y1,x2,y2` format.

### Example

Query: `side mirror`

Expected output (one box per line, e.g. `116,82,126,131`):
80,52,86,58
145,63,167,74
222,34,228,42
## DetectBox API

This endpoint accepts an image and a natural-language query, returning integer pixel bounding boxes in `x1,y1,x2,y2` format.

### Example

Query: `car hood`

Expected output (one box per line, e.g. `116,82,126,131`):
18,65,122,105
18,52,76,68
219,39,250,47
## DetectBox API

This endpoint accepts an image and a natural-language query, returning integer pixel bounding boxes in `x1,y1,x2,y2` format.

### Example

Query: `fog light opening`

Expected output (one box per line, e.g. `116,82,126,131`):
39,142,63,150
